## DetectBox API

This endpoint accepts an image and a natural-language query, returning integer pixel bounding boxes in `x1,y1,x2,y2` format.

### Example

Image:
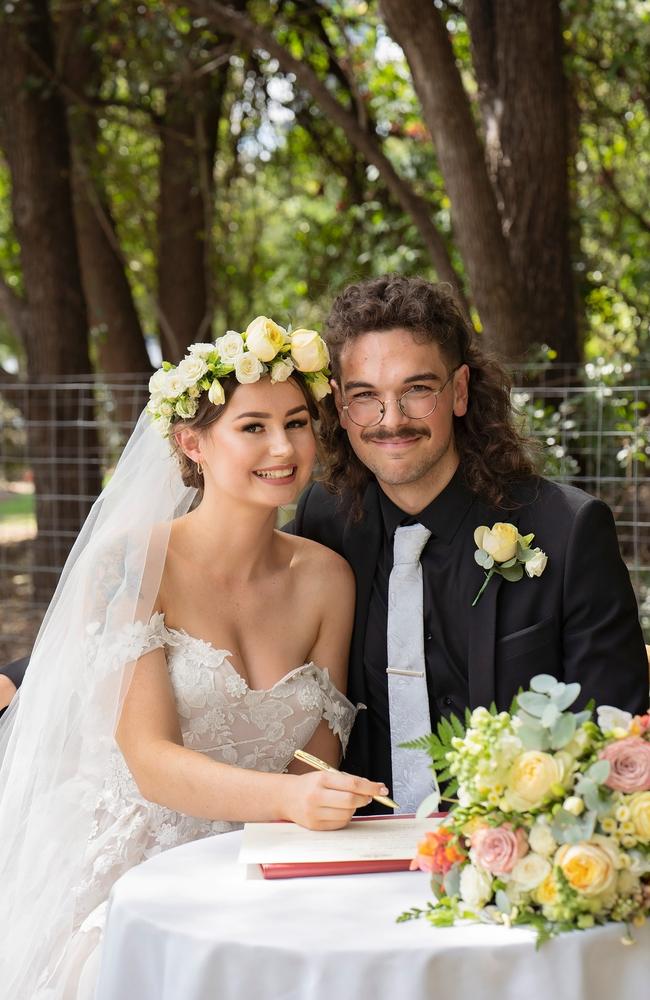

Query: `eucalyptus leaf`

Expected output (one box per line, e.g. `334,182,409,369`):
587,759,610,785
500,557,518,568
530,674,559,694
550,712,576,748
495,889,512,915
553,683,581,711
443,865,461,898
517,692,550,718
518,724,550,750
416,790,442,818
541,703,561,728
474,549,491,568
499,564,524,582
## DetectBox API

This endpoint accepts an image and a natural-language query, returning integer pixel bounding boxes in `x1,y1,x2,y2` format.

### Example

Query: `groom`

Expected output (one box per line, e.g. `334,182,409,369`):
292,275,648,809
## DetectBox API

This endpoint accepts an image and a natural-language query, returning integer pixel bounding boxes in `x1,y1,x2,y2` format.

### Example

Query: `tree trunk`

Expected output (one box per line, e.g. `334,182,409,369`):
465,0,578,361
157,72,225,360
56,8,153,376
0,0,101,602
380,0,527,359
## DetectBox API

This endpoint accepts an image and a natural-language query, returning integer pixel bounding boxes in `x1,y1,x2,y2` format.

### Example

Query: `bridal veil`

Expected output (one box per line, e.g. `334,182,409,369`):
0,412,196,998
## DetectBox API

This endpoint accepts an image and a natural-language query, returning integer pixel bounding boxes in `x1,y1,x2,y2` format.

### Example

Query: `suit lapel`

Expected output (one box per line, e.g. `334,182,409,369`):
342,483,382,709
468,572,503,709
467,507,522,709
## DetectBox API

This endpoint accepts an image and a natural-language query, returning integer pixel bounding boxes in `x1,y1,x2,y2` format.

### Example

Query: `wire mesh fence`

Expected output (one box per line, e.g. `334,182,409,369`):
1,368,649,663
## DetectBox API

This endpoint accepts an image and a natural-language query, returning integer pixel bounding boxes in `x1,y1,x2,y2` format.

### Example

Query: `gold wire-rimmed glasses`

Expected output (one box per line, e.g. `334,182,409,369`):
342,367,459,428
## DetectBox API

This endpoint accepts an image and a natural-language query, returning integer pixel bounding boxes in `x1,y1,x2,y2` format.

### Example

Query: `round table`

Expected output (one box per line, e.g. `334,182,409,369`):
96,830,650,1000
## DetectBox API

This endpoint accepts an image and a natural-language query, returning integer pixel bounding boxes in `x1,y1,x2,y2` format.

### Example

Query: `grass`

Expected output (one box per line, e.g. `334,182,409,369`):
0,492,35,522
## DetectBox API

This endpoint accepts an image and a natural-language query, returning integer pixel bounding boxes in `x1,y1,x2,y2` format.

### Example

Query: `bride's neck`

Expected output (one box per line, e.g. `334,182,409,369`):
173,492,279,578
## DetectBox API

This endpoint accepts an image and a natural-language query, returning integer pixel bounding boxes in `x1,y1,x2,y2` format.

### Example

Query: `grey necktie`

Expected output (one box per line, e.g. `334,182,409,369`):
387,523,437,813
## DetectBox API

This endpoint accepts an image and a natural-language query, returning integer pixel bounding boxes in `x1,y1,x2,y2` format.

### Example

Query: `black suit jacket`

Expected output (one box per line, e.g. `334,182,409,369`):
292,476,649,779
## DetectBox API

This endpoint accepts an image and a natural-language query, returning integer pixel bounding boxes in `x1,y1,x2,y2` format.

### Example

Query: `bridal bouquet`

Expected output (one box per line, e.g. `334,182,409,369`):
401,676,650,944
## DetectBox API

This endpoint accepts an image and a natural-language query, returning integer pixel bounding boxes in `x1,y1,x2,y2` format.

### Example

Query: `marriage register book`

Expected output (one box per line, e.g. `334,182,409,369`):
238,814,442,880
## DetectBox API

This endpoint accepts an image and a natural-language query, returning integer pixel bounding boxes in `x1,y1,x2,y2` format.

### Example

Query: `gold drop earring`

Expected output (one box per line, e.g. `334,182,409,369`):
196,460,203,476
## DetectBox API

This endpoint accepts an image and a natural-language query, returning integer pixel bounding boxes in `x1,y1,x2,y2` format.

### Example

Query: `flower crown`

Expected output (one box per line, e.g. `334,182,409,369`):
147,316,331,436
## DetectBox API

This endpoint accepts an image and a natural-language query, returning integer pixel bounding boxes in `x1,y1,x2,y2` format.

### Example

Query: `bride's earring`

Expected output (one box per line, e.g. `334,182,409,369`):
196,460,203,477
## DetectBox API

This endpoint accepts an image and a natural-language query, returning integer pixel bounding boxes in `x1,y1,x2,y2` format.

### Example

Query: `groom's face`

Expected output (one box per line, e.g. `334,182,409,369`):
333,328,469,509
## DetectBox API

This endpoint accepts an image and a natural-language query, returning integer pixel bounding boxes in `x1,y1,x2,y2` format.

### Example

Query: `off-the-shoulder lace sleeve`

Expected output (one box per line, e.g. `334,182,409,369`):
83,612,169,681
313,667,361,755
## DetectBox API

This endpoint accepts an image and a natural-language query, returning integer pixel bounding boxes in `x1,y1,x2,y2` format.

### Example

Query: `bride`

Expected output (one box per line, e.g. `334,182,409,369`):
0,317,385,1000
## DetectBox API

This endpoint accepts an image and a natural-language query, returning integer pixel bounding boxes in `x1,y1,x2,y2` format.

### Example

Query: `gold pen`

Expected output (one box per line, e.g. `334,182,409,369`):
293,748,400,811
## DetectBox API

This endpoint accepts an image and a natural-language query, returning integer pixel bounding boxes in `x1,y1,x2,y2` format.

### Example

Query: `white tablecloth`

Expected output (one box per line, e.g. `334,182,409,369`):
96,830,650,1000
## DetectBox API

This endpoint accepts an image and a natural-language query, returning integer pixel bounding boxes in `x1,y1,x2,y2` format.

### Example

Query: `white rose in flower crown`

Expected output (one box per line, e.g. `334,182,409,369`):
175,396,198,419
510,853,551,891
290,329,330,372
187,342,217,359
270,358,294,383
505,750,564,811
528,821,557,857
459,864,493,909
234,353,264,384
148,368,171,396
177,356,208,385
158,400,174,417
208,380,226,406
245,316,287,362
554,837,619,898
215,331,245,360
525,548,548,578
474,523,518,563
165,372,189,399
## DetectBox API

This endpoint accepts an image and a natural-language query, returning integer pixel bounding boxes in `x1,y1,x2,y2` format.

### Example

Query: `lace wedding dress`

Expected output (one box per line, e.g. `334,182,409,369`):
50,612,357,999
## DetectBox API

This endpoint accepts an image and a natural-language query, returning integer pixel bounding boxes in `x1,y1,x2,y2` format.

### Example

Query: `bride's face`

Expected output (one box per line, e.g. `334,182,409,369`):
198,377,317,508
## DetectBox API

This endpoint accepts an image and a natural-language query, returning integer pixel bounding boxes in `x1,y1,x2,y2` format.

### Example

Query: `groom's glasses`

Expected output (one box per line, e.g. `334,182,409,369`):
342,368,458,428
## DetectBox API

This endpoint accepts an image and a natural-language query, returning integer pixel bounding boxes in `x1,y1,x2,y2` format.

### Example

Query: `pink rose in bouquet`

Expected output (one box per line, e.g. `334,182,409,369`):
599,736,650,793
470,823,528,875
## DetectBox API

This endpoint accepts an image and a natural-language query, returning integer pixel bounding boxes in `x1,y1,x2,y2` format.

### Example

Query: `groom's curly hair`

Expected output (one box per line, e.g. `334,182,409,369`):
319,275,538,517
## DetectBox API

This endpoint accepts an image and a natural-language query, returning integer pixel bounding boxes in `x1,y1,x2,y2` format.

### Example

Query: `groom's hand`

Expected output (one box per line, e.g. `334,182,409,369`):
285,770,389,830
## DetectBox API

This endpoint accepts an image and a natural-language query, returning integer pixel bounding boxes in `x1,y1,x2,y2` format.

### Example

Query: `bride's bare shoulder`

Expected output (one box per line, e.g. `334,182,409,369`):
279,531,354,594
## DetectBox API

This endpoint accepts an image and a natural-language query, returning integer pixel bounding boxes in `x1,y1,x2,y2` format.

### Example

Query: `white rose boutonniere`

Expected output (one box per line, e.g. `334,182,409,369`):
472,522,547,606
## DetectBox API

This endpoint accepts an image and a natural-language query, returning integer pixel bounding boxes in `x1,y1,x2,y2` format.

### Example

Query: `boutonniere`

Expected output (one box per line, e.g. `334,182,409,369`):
472,522,548,606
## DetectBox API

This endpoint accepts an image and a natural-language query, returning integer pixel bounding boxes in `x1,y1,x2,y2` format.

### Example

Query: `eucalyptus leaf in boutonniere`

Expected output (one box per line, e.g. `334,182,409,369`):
472,522,548,606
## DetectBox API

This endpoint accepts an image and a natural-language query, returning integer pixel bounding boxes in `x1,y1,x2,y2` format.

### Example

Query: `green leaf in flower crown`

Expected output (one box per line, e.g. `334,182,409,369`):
530,675,559,694
586,759,610,785
550,712,576,748
552,683,581,711
499,564,524,582
517,692,550,718
415,789,442,818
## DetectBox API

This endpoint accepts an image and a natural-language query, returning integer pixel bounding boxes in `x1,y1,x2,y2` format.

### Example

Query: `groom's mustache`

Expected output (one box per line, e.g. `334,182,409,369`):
360,426,431,444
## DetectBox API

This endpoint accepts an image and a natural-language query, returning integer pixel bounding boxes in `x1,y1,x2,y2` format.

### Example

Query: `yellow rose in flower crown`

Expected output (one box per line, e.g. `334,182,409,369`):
554,837,619,898
504,750,564,811
244,316,288,362
629,791,650,841
290,329,330,371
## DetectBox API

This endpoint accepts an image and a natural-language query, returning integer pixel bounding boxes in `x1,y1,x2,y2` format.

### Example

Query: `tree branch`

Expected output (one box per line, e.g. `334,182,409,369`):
184,0,469,316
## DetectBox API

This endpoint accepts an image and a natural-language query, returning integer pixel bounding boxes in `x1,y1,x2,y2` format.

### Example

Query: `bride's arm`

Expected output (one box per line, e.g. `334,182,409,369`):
115,640,383,830
287,547,356,774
